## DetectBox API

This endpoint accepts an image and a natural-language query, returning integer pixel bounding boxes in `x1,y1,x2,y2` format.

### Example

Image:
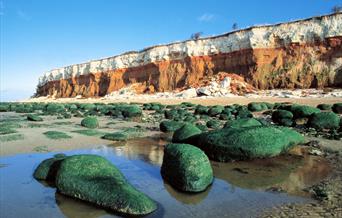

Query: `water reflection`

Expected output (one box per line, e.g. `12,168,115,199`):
212,153,330,195
0,136,331,218
55,193,108,218
163,182,211,205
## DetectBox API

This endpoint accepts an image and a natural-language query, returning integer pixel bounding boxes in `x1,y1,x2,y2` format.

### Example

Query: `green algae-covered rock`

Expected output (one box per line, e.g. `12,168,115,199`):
43,131,72,140
247,102,267,112
45,103,65,114
81,116,99,129
164,109,178,119
102,132,128,141
194,105,209,115
272,110,293,121
33,154,66,181
317,104,332,111
208,106,224,116
0,104,10,112
278,118,293,127
121,105,142,118
102,127,145,141
206,119,221,129
54,155,157,215
272,110,293,126
195,123,208,132
224,118,262,129
332,103,342,114
236,107,253,119
290,104,320,118
190,126,304,162
159,120,184,132
308,112,340,130
172,123,202,143
27,114,43,122
161,143,213,192
80,103,96,111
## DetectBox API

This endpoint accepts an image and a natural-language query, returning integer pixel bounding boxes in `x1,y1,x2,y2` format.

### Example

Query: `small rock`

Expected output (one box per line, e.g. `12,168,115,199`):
309,149,323,156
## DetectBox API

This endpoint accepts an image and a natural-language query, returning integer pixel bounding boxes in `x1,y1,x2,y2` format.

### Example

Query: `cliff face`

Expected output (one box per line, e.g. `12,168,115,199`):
36,13,342,98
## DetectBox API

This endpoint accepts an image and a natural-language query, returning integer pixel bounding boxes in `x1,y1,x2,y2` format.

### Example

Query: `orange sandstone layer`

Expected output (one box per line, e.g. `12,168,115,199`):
36,36,342,98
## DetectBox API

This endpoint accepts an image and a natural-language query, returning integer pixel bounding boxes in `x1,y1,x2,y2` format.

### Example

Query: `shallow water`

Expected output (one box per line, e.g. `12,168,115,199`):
0,136,330,218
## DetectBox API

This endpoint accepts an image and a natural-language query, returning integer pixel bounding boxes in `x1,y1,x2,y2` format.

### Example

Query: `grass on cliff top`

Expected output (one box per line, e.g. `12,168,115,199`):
43,131,72,140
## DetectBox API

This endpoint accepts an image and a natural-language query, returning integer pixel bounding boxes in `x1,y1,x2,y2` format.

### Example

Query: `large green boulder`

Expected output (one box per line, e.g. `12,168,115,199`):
189,126,304,162
161,143,213,192
332,103,342,114
81,116,99,129
33,154,66,181
308,112,340,130
290,105,320,118
224,118,262,129
27,114,43,122
159,120,184,132
52,155,157,215
172,123,202,143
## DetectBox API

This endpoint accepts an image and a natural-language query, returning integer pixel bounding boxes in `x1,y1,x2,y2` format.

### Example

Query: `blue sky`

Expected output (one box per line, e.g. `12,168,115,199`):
1,0,341,101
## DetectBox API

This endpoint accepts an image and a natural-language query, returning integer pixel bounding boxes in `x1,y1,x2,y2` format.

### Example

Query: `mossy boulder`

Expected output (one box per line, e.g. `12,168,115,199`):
224,118,262,129
45,103,65,114
195,123,208,132
194,105,209,115
161,143,213,192
164,109,178,119
317,104,332,111
208,106,224,116
159,120,184,132
272,110,293,121
332,103,342,114
290,105,320,118
27,114,43,122
102,127,145,141
33,154,66,180
272,110,293,126
81,117,99,129
247,102,267,112
189,126,304,162
121,105,142,118
206,119,221,129
236,107,253,119
52,155,157,215
308,112,340,130
172,123,202,143
0,104,10,112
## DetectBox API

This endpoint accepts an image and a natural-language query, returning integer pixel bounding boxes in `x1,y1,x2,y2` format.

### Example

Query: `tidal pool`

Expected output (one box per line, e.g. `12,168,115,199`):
0,136,330,218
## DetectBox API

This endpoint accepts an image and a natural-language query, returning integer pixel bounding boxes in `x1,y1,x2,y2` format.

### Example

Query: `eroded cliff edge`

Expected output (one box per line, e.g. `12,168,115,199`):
36,13,342,98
